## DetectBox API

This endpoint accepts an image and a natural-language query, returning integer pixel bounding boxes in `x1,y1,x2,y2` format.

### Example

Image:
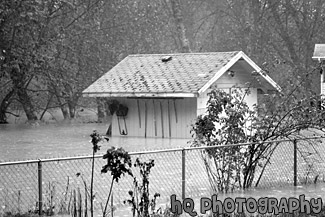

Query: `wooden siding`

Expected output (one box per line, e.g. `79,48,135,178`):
111,98,197,138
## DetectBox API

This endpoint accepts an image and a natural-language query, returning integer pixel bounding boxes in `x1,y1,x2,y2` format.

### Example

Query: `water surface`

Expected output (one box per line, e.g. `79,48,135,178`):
0,123,189,162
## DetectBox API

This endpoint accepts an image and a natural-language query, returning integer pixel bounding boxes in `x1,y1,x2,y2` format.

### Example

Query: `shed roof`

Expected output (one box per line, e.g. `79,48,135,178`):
83,51,281,98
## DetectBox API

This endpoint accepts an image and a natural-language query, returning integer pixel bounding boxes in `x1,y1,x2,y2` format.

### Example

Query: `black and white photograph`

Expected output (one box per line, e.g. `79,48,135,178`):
1,0,325,216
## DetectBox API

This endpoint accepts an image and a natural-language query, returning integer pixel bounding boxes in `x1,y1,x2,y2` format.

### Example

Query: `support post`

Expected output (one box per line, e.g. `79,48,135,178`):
38,160,42,216
111,193,114,217
293,139,297,186
182,149,185,200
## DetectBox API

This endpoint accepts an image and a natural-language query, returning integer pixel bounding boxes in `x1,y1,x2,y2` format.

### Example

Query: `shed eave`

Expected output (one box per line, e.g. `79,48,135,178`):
82,92,198,98
312,56,325,61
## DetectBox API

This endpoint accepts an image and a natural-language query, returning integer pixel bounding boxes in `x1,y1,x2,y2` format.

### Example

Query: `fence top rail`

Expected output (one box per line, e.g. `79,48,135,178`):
0,136,324,166
128,136,324,154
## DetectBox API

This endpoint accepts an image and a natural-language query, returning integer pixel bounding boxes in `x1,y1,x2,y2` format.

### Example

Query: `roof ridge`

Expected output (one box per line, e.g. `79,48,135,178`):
127,51,240,57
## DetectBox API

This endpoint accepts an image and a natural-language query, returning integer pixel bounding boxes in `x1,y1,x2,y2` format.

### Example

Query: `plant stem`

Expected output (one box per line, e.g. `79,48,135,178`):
90,149,95,217
103,178,114,217
255,144,277,187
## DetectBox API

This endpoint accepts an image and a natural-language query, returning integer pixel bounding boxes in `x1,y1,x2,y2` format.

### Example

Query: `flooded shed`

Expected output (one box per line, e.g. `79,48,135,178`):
312,44,325,96
82,51,281,138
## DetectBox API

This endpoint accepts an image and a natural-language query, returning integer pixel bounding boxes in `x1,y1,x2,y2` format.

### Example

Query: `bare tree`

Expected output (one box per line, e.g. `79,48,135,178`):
170,0,191,52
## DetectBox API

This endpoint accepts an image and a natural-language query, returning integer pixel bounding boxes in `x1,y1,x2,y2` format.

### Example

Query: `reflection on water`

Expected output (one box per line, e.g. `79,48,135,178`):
0,123,190,162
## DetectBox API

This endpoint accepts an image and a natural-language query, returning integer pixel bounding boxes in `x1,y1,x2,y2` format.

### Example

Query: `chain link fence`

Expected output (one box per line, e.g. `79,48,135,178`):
1,137,325,216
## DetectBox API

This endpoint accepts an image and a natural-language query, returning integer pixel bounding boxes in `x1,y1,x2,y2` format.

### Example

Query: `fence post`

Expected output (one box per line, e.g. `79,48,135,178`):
111,193,114,217
38,159,42,216
293,139,297,186
182,148,185,200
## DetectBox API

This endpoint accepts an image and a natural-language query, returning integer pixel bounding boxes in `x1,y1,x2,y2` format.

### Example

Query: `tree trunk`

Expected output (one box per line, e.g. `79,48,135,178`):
39,94,54,120
170,0,191,53
0,111,7,124
0,89,16,124
55,94,70,119
68,99,76,119
97,98,106,123
10,65,38,121
17,87,38,120
61,105,70,119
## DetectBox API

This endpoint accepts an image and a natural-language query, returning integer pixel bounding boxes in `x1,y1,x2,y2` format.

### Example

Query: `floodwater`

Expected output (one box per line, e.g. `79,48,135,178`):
0,123,190,162
1,123,325,217
218,183,325,200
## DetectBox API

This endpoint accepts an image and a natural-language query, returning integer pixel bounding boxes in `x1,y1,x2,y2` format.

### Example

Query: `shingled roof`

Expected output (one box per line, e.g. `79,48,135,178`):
83,51,281,98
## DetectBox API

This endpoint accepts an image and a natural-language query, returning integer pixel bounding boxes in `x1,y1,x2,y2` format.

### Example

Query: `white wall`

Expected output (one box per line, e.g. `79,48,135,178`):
197,88,231,116
197,62,258,116
196,66,258,135
321,73,325,96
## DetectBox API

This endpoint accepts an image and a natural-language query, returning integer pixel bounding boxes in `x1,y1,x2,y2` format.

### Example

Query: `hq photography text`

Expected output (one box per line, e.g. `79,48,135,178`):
170,194,323,216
